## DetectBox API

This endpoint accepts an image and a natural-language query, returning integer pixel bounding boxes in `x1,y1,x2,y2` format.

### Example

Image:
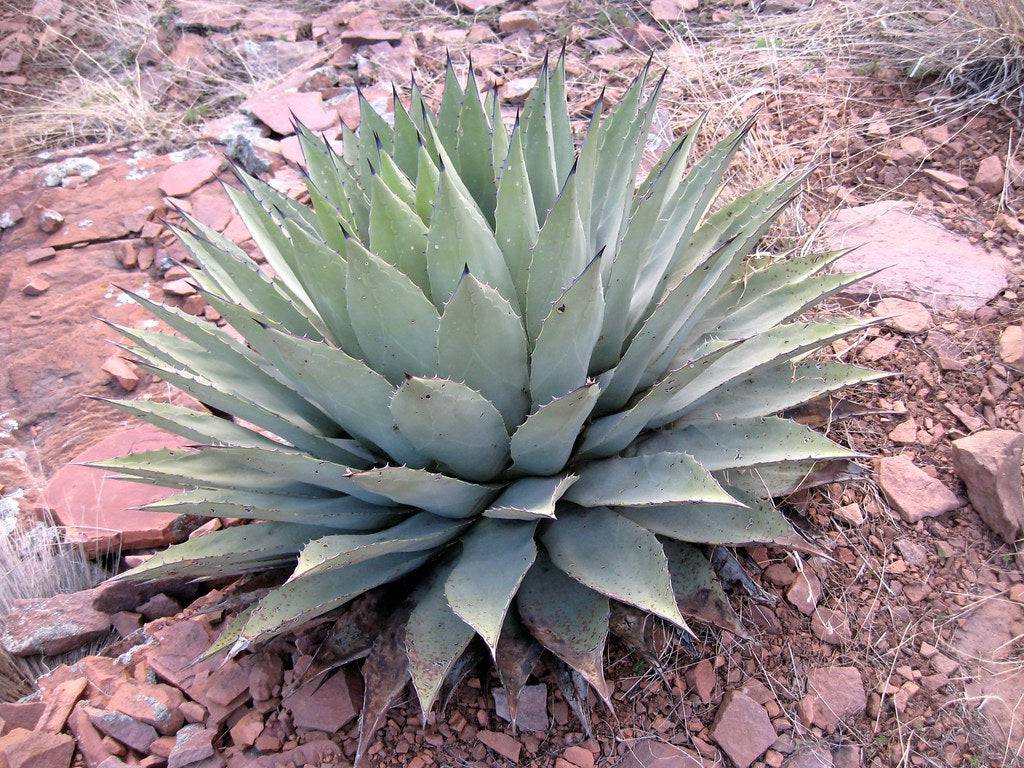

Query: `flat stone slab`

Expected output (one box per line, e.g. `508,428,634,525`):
44,426,191,555
825,200,1009,311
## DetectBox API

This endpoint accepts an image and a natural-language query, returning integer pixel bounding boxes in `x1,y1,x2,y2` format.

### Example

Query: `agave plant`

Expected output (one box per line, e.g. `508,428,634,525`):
96,52,881,751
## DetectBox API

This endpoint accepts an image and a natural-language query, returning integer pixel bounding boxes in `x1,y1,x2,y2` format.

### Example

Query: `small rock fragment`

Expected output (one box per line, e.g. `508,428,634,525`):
786,567,821,615
493,684,548,732
1,590,110,657
811,608,852,645
229,710,263,748
834,504,864,526
921,168,969,192
478,730,522,762
859,336,897,363
874,297,931,334
39,209,65,234
0,728,75,768
167,725,215,768
999,326,1024,368
101,356,141,392
806,667,867,731
650,0,699,20
107,683,185,735
974,155,1004,194
711,691,777,768
158,155,223,197
685,659,717,703
951,430,1024,544
22,277,51,296
562,745,595,768
498,10,540,32
887,419,918,445
876,455,960,523
84,707,158,753
282,669,359,733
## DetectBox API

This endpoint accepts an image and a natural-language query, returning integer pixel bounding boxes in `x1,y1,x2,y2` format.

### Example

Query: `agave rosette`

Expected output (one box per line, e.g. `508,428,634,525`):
96,52,881,746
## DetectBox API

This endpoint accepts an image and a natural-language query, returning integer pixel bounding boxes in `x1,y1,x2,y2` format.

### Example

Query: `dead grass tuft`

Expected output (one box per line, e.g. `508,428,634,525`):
0,515,110,682
880,0,1024,119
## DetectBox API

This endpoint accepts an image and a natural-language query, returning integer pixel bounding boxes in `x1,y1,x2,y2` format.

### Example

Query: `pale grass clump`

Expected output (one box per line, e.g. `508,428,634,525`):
0,515,109,686
883,0,1024,117
0,0,330,160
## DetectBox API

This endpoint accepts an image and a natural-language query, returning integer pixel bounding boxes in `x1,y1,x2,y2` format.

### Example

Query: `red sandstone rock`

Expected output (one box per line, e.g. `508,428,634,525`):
951,430,1024,544
0,702,44,733
44,426,191,555
101,355,141,391
67,703,112,768
36,678,88,733
246,91,338,136
711,691,776,768
167,725,215,768
22,276,50,296
685,659,717,703
478,730,522,762
650,0,698,21
338,11,402,46
107,683,185,735
228,709,263,748
0,728,75,768
282,668,359,733
806,666,867,731
876,455,961,523
493,684,548,732
1,590,110,657
158,155,224,197
84,706,158,753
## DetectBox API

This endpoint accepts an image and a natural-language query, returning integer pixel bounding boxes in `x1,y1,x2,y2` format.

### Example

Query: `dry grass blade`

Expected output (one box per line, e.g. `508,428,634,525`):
879,0,1024,119
0,514,110,682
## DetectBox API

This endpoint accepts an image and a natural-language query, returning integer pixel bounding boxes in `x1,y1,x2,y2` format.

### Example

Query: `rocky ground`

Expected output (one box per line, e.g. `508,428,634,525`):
0,0,1023,767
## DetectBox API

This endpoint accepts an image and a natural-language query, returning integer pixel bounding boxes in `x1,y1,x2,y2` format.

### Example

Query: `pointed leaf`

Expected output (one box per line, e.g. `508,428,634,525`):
639,416,858,471
437,273,529,430
279,219,363,354
520,59,559,220
239,550,433,646
100,398,281,449
484,475,578,520
542,507,687,629
662,539,744,636
564,453,739,507
516,551,611,705
494,610,542,728
116,523,333,581
445,518,537,654
144,489,403,529
457,70,497,223
356,604,412,767
619,491,816,552
390,377,510,482
495,126,539,310
426,165,519,310
529,255,604,407
679,361,888,423
212,311,427,466
368,174,430,293
509,382,600,476
524,169,588,345
346,239,439,382
294,513,469,580
346,466,499,518
406,559,475,716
